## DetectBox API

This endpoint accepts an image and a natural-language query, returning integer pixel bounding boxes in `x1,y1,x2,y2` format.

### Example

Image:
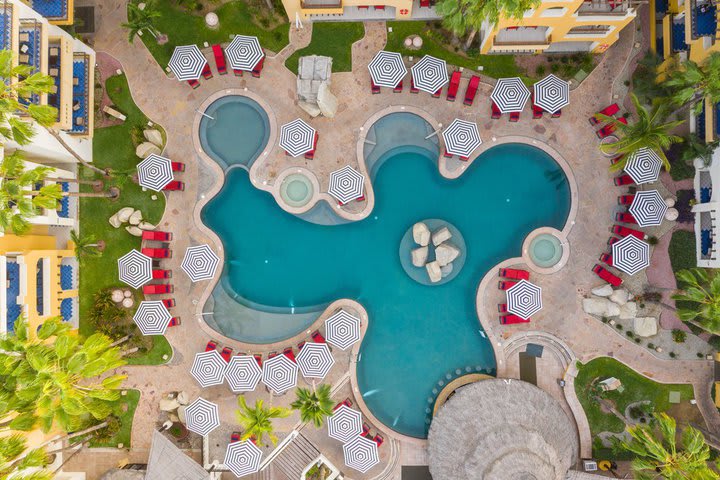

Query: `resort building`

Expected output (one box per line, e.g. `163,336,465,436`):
283,0,637,54
693,146,720,267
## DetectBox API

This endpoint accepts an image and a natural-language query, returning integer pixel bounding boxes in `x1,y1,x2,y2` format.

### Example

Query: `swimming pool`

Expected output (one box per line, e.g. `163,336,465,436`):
201,112,571,438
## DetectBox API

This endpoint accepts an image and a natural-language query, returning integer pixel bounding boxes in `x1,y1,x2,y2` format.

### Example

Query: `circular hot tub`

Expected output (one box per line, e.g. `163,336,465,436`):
280,173,314,208
523,228,568,273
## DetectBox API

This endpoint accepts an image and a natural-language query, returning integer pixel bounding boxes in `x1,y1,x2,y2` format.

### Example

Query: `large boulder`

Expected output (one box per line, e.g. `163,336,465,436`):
609,289,630,305
582,298,620,317
591,284,614,297
143,129,164,148
435,242,460,267
618,301,638,320
177,406,187,424
176,391,190,405
633,317,658,337
116,207,135,223
136,142,161,159
159,397,180,412
440,262,453,278
413,222,431,246
125,226,143,237
108,213,122,229
426,261,442,283
432,227,452,246
111,289,124,303
128,210,143,225
412,246,429,267
317,82,338,118
138,221,156,230
298,101,322,118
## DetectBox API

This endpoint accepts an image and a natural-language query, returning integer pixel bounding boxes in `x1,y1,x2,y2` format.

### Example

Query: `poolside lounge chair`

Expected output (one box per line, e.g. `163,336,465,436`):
611,225,646,240
312,330,326,343
362,423,371,436
613,174,635,186
491,101,502,119
162,298,176,308
143,284,173,295
463,75,480,106
187,79,200,89
201,63,213,80
212,45,227,75
142,230,173,241
500,314,530,325
499,268,530,280
253,354,262,367
163,180,185,191
509,111,520,122
252,57,264,78
597,117,627,138
532,103,544,119
393,80,403,93
551,109,562,118
168,317,181,327
268,351,278,359
171,162,185,172
358,4,369,8
233,67,243,77
610,155,624,165
431,87,442,98
607,236,620,246
152,269,172,279
373,434,384,447
371,79,381,94
498,303,508,313
446,71,461,101
592,264,623,286
231,432,241,443
305,132,319,159
283,347,297,363
615,212,638,224
618,194,635,205
142,247,172,258
443,149,453,158
589,103,620,125
420,0,430,6
498,280,517,290
297,341,306,350
599,253,613,266
220,346,233,362
333,399,353,411
410,77,419,94
205,340,218,351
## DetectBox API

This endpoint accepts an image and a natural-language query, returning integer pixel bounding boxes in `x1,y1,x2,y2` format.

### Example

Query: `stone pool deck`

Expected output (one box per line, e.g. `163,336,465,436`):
64,4,720,479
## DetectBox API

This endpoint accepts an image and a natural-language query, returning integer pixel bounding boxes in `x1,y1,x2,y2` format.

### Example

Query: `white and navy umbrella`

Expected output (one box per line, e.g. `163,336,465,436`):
261,354,297,394
442,119,482,158
368,50,406,88
133,300,171,336
168,45,207,81
343,435,380,473
117,249,152,289
629,190,668,227
325,309,361,350
532,74,569,114
137,154,173,192
410,55,448,94
327,404,363,442
224,440,263,478
191,350,227,387
624,148,663,185
279,119,316,157
490,77,531,113
226,35,264,71
328,165,365,205
506,279,542,320
224,355,262,393
296,342,335,379
181,244,220,282
185,397,220,436
612,234,650,275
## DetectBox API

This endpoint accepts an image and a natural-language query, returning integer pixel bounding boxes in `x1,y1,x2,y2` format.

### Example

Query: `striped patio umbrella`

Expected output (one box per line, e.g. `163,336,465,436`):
181,244,220,282
190,350,227,387
168,45,207,81
532,74,569,114
442,119,482,158
343,435,380,473
137,154,173,192
133,300,171,336
185,397,220,436
490,77,531,113
368,50,406,88
279,119,316,157
224,440,263,478
328,165,365,205
624,148,663,185
325,309,361,350
224,355,262,393
612,234,650,275
629,190,668,227
226,35,264,71
117,249,152,289
506,279,542,320
296,342,335,379
261,354,297,394
410,55,448,94
327,404,363,442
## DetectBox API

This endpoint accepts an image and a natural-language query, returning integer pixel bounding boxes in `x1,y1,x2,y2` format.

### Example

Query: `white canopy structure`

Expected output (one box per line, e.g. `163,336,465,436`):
328,165,365,205
629,190,668,227
296,342,335,379
224,355,262,393
624,148,663,185
343,435,380,473
442,119,481,158
325,309,361,350
226,35,264,71
410,55,448,94
185,397,220,436
181,244,220,282
132,300,171,336
137,154,173,192
279,119,316,157
612,235,650,275
261,354,298,394
532,75,569,114
327,404,363,442
490,78,530,113
117,249,152,289
168,45,206,81
190,350,227,387
368,50,406,88
506,279,542,320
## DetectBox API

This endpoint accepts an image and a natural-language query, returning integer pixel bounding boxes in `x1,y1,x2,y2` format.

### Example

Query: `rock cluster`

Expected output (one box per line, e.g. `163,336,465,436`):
111,288,134,308
135,129,164,159
160,391,190,424
109,207,155,236
411,222,461,283
583,285,658,337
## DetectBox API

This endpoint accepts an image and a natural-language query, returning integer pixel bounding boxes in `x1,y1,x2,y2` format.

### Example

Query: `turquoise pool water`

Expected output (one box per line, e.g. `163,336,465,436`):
201,112,571,438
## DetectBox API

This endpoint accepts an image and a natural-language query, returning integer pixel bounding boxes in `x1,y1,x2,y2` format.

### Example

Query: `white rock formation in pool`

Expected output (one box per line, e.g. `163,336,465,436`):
412,246,429,267
426,261,442,283
413,222,430,246
432,227,452,246
435,243,460,267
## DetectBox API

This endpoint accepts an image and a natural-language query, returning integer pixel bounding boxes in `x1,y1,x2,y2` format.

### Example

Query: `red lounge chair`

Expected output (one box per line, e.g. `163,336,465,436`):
613,174,635,186
231,432,241,443
358,4,369,8
463,75,479,106
374,5,385,9
220,346,233,362
611,225,646,240
253,354,262,367
446,71,461,101
142,247,171,258
410,77,419,94
420,0,430,6
610,155,623,165
312,330,326,343
233,68,243,77
600,253,613,266
597,117,627,138
142,230,172,241
500,314,531,324
373,434,384,447
608,236,620,246
305,132,319,159
592,264,623,286
212,45,227,75
168,317,181,327
551,110,562,118
152,269,171,279
589,103,620,125
498,280,517,290
171,162,185,172
532,103,543,119
499,268,530,280
618,194,635,205
333,399,353,411
163,180,185,191
371,79,381,94
443,149,453,158
283,347,296,363
297,341,306,350
187,79,200,89
252,57,264,78
615,212,638,224
509,111,520,122
431,87,441,98
162,298,175,308
498,303,508,313
143,284,173,295
491,101,502,119
205,340,218,351
268,351,278,359
393,80,403,93
362,423,371,436
201,63,213,80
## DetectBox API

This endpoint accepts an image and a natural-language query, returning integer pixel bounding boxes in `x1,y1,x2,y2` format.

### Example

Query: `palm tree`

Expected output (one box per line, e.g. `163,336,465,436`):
600,93,684,172
0,316,127,434
290,384,334,428
621,413,719,479
672,268,720,335
665,52,720,114
234,396,291,447
123,0,161,43
0,434,53,480
70,229,104,264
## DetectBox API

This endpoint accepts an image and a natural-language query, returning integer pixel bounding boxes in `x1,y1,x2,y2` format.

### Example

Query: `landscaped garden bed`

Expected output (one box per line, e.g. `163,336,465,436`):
285,22,364,73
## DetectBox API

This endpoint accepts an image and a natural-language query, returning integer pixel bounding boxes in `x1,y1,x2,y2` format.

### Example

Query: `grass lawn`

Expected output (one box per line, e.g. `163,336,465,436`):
90,389,140,448
386,21,521,80
668,230,697,275
285,22,365,74
137,0,289,69
80,73,171,365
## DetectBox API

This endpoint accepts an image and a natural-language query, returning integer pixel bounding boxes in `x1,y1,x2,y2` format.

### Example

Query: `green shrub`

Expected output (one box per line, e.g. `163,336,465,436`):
672,329,687,343
615,324,623,330
535,64,546,76
669,352,677,358
626,330,635,338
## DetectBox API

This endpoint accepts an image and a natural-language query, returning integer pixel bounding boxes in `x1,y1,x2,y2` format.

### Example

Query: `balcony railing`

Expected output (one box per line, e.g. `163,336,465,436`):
690,0,717,38
48,41,62,120
301,0,342,8
70,53,89,135
577,0,630,15
493,26,550,45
